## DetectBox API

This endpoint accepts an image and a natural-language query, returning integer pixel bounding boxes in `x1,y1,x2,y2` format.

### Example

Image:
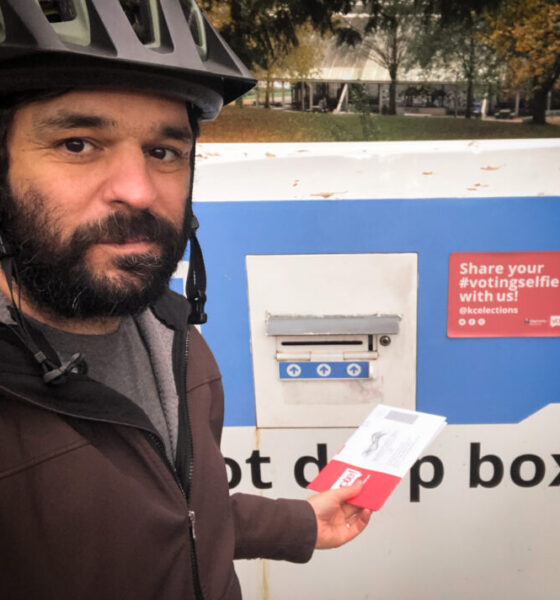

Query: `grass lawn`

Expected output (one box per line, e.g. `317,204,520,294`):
199,106,560,142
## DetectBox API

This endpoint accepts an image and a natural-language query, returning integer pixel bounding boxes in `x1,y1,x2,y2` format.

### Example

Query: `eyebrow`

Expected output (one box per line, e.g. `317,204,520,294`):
159,125,193,144
33,110,192,143
34,111,117,132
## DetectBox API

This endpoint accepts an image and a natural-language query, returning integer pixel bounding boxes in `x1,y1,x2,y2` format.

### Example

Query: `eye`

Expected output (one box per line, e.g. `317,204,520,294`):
148,146,183,162
61,138,94,154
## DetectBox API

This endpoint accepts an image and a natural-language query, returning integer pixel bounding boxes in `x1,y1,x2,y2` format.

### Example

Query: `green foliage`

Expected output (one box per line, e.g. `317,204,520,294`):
253,24,327,80
414,0,504,25
200,0,350,71
349,84,378,137
408,10,502,118
335,1,422,114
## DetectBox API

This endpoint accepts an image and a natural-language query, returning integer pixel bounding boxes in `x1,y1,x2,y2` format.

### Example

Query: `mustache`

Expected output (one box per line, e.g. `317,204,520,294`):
70,210,178,248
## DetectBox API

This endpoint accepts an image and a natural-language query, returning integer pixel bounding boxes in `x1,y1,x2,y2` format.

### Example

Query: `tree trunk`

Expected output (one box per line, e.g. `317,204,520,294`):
388,24,398,116
532,82,548,125
464,37,475,119
264,75,271,109
465,77,473,119
388,66,397,115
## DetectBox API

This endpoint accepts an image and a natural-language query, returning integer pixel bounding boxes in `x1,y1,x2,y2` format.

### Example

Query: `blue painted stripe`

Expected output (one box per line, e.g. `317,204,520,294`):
190,197,560,427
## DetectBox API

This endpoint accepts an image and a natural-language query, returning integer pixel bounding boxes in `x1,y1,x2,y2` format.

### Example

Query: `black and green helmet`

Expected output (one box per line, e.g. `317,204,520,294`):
0,0,255,119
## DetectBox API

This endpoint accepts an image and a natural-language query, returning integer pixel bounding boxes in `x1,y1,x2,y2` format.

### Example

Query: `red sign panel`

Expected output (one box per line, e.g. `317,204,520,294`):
448,251,560,338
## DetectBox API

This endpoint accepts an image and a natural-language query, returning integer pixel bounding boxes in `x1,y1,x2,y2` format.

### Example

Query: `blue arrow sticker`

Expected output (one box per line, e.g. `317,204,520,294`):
279,361,370,380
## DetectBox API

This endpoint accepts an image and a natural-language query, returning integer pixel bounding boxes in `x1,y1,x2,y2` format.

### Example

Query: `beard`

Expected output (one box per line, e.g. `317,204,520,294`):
0,185,190,319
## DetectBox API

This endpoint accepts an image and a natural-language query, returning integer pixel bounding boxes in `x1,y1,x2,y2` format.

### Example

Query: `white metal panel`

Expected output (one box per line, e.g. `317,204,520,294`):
247,253,417,428
223,404,560,600
194,139,560,201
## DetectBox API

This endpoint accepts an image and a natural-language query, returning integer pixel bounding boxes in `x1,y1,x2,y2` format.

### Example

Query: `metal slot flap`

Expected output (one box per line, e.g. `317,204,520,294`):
274,333,378,361
266,314,401,336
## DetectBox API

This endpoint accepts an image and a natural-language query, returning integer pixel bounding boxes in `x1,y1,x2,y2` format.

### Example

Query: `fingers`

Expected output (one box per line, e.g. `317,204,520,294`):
356,508,372,527
345,507,371,525
341,502,361,520
307,480,372,549
345,508,372,534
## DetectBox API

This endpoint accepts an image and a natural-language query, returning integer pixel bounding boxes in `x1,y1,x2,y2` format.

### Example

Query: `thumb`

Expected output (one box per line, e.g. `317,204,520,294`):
330,480,364,502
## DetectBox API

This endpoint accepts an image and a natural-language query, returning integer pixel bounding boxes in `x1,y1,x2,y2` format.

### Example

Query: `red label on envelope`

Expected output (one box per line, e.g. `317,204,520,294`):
308,459,401,511
447,251,560,338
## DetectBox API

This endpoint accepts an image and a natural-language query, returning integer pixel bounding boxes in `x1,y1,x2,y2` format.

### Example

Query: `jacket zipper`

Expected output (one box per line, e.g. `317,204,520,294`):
181,329,205,600
144,327,204,600
160,326,204,600
143,418,204,600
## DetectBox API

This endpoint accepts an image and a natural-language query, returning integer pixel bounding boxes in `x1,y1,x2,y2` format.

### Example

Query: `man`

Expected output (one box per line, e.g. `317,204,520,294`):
0,2,370,599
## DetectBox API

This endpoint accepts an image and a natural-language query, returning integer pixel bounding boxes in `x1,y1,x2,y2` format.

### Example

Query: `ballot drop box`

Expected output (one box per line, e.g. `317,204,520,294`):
171,139,560,600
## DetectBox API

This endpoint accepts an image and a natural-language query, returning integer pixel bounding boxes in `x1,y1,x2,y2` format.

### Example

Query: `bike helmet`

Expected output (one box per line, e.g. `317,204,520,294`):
0,1,247,380
0,0,255,120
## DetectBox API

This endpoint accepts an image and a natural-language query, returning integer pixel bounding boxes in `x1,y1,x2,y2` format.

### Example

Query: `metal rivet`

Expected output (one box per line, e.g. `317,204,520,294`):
379,335,391,347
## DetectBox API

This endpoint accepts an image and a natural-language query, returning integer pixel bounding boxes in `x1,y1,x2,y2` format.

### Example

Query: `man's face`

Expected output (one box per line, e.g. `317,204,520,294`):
2,90,194,319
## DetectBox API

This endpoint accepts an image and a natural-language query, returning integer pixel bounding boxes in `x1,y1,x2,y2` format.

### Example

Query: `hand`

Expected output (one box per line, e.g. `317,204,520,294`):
306,481,372,549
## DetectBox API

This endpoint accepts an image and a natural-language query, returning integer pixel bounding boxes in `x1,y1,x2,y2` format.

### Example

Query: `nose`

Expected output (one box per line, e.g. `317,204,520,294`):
102,145,158,211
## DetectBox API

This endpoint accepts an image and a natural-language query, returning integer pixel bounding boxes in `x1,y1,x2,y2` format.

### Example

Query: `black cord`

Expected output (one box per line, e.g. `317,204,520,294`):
0,246,85,385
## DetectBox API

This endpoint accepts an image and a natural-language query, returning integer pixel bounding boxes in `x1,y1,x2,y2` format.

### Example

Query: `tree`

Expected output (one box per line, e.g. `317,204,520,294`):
202,0,346,107
485,0,560,124
410,10,501,118
335,0,420,115
414,0,503,25
350,83,378,136
252,24,327,107
202,0,297,73
201,0,347,71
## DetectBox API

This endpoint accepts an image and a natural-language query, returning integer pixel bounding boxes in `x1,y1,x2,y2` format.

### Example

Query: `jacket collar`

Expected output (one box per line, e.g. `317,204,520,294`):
0,289,190,435
151,289,191,334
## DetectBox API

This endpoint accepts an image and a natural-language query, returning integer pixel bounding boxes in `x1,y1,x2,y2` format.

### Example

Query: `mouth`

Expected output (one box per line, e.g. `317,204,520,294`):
98,236,158,252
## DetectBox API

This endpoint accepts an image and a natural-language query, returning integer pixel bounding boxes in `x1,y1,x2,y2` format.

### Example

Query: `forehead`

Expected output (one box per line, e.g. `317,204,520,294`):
12,89,191,137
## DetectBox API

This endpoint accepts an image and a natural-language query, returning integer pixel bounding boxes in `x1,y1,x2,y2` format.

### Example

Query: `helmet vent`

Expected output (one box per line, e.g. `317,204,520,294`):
0,0,255,120
179,0,207,60
38,0,77,23
35,0,92,47
118,0,157,46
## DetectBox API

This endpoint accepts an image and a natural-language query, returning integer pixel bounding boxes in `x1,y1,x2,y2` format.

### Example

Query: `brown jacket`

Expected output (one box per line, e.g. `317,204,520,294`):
0,290,316,600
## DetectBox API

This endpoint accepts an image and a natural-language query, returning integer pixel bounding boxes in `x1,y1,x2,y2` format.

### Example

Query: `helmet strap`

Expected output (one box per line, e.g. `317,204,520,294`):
185,137,207,325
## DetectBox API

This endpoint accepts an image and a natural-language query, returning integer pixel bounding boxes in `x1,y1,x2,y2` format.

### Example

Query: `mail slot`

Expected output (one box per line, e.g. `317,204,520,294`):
266,314,401,382
246,253,417,428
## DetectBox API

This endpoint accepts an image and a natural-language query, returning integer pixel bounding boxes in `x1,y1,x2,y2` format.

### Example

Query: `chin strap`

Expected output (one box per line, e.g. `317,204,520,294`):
186,214,207,325
184,132,207,325
0,235,86,385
